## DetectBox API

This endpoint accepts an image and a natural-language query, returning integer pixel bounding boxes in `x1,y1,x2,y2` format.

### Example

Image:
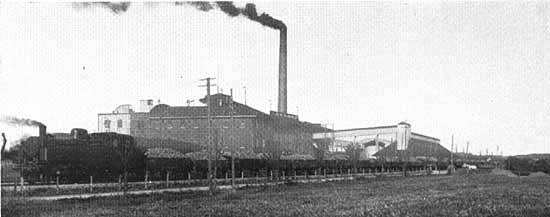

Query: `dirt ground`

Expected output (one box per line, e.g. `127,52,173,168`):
3,173,550,217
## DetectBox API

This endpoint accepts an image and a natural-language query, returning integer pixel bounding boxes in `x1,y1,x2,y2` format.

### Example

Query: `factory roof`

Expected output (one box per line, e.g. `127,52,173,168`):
149,94,266,118
411,132,441,142
332,125,397,133
373,138,451,158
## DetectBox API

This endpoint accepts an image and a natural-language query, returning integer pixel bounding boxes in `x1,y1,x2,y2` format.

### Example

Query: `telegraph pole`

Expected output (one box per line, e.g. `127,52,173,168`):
451,135,454,166
243,86,247,105
229,89,236,188
199,77,216,193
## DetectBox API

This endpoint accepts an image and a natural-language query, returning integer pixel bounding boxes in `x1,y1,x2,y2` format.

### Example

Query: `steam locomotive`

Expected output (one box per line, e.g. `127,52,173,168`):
23,125,145,183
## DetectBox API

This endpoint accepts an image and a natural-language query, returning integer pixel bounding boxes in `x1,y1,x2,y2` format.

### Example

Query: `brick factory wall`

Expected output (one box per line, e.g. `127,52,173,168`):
141,117,256,151
129,113,149,136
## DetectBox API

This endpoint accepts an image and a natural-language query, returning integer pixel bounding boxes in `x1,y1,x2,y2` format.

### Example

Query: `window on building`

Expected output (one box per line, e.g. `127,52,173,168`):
104,120,111,129
117,119,123,128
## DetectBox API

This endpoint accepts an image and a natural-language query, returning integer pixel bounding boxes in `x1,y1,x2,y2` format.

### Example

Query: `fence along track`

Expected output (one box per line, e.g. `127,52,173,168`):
8,169,448,201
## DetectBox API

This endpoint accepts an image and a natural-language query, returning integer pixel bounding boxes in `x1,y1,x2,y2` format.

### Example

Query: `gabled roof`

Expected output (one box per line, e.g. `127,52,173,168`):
373,138,451,158
149,94,266,118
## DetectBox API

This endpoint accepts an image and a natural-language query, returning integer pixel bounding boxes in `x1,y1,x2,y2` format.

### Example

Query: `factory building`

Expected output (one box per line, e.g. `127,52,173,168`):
98,94,329,157
97,100,156,135
373,134,451,162
313,122,449,161
144,93,328,157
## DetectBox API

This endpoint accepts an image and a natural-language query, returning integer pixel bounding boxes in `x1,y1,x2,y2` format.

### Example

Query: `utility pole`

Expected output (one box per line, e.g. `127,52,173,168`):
466,141,470,162
451,135,454,165
199,77,216,194
243,86,247,105
230,89,236,188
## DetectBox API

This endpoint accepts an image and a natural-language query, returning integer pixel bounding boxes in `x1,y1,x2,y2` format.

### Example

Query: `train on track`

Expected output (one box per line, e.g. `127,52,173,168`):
16,125,450,184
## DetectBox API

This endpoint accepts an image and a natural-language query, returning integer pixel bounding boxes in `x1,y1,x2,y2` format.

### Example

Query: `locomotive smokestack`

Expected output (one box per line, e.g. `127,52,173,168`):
278,28,287,113
38,124,47,161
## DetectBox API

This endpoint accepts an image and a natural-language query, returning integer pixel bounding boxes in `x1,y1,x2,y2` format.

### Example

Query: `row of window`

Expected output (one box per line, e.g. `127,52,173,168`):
103,119,247,130
150,119,248,128
104,119,123,129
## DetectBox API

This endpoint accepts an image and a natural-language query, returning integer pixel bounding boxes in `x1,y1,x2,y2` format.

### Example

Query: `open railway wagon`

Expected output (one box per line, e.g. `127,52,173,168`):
144,154,450,182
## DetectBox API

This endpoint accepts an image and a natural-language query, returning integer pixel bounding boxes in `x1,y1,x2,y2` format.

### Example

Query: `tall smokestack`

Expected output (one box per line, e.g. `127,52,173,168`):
38,124,46,138
278,28,287,113
180,2,288,112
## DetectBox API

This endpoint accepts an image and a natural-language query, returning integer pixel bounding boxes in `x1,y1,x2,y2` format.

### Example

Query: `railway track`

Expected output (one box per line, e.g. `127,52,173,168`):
5,170,448,201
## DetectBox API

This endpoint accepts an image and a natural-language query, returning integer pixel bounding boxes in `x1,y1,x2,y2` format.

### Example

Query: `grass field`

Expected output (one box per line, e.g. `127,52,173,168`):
3,173,550,217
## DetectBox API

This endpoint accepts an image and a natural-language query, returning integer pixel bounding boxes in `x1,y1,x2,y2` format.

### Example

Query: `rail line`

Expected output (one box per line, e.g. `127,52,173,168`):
7,170,448,201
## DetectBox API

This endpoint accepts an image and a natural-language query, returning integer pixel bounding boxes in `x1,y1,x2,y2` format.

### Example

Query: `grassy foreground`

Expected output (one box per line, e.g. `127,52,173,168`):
3,173,550,217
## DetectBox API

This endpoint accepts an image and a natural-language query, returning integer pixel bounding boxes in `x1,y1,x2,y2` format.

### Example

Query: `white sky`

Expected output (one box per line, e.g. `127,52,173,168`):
1,2,549,155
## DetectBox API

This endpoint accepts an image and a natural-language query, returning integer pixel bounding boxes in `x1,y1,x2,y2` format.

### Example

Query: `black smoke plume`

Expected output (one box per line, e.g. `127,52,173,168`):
77,2,131,14
0,116,44,127
179,2,286,30
178,1,214,11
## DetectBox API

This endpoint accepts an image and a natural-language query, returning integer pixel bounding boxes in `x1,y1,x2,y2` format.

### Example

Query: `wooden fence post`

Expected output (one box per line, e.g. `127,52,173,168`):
56,175,60,193
144,171,149,189
118,175,122,191
89,176,93,192
20,177,24,192
166,171,170,188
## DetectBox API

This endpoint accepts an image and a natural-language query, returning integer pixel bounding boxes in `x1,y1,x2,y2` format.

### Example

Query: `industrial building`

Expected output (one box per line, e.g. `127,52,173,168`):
98,94,329,157
313,122,450,161
97,99,156,135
